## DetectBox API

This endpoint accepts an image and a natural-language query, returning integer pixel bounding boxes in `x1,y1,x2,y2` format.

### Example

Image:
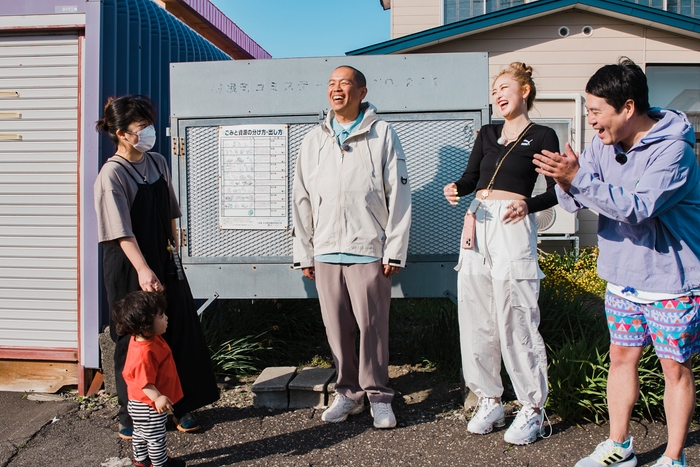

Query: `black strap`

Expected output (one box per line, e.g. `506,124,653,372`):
108,158,141,184
145,152,165,179
110,152,164,183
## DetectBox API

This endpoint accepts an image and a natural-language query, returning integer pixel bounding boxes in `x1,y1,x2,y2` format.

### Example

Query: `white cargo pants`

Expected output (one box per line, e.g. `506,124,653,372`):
455,199,548,408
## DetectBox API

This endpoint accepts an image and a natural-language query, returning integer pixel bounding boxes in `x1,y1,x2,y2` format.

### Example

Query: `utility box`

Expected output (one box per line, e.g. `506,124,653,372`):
169,53,489,299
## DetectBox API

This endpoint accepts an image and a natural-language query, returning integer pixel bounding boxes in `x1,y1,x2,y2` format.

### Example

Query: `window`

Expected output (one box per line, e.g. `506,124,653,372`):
647,65,700,161
621,0,700,19
444,0,524,23
443,0,700,24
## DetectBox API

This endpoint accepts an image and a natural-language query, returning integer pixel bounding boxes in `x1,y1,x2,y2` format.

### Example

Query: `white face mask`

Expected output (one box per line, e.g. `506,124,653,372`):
129,125,156,153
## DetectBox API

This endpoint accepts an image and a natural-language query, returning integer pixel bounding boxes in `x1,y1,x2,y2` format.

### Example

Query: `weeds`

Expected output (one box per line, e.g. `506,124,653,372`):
200,299,328,378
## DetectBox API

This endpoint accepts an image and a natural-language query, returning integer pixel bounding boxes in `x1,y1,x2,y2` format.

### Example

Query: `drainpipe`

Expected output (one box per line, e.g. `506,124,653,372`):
536,93,586,155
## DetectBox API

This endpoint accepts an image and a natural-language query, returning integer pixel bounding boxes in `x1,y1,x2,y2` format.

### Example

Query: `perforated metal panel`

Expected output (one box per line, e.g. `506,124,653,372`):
183,115,476,261
186,123,315,258
392,119,475,256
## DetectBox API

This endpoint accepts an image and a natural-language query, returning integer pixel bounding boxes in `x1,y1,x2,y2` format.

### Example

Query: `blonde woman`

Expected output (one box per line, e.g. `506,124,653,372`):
443,63,559,444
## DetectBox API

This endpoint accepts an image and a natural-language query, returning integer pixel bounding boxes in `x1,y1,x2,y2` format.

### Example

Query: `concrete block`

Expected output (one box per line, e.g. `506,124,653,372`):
98,327,116,395
459,374,478,410
326,375,337,407
251,366,297,409
288,368,336,409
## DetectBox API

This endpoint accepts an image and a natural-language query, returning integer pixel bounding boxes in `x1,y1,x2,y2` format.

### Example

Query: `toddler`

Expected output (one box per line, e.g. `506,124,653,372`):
112,291,186,467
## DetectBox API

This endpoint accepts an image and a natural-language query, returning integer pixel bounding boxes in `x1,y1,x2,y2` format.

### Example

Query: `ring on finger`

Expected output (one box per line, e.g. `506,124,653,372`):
510,206,517,212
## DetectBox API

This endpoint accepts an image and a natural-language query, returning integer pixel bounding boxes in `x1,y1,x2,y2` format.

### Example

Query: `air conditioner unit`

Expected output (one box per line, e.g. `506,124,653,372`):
532,174,578,235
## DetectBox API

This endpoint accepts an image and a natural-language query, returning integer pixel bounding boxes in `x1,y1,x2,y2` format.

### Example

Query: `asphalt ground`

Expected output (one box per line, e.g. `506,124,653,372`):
1,367,699,467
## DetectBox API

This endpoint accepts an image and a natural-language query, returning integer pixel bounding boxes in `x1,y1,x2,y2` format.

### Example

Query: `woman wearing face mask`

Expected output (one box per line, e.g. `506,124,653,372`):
443,63,559,445
95,95,219,441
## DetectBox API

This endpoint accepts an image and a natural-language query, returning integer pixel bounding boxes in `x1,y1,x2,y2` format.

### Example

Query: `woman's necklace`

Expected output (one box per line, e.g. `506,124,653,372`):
499,120,531,144
115,153,147,182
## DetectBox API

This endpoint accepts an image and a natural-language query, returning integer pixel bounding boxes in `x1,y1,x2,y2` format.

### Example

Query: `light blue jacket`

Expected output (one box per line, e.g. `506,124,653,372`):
557,108,700,294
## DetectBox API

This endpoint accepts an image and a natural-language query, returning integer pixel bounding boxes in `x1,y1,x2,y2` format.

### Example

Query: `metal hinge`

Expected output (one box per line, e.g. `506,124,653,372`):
180,228,187,247
171,136,185,157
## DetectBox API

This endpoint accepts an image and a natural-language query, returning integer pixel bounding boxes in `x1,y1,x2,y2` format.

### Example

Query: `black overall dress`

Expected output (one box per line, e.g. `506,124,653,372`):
104,153,219,428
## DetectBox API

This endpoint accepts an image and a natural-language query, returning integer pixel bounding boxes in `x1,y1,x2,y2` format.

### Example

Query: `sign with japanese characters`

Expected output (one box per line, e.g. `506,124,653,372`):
218,124,288,230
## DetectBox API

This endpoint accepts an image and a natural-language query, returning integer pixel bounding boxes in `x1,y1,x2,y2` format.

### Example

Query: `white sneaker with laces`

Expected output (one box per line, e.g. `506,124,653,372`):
321,393,364,423
650,453,685,467
467,397,505,434
503,404,544,445
370,402,396,429
575,437,637,467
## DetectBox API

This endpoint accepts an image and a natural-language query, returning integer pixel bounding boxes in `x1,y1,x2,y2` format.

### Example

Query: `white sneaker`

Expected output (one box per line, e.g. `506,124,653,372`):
467,397,505,434
503,404,544,445
575,437,637,467
370,402,396,429
650,453,685,467
321,393,364,423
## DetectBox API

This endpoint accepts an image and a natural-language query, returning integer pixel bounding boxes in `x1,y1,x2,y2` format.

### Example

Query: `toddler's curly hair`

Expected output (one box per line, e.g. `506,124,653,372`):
112,290,167,338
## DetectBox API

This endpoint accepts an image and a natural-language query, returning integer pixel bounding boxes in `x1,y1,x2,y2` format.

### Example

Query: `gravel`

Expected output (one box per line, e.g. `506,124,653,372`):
5,365,699,467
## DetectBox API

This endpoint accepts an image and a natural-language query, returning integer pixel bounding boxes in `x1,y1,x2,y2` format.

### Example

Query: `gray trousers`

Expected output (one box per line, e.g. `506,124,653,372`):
314,260,394,403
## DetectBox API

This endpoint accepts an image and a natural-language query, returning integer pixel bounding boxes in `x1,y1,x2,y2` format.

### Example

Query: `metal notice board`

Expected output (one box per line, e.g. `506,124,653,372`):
170,53,489,300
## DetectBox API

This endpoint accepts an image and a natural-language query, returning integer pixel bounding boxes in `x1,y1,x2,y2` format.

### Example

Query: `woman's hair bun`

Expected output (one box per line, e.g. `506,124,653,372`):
95,115,109,133
511,62,532,77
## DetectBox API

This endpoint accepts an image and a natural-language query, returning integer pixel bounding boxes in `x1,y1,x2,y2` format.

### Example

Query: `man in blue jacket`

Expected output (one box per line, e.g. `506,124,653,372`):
534,58,700,467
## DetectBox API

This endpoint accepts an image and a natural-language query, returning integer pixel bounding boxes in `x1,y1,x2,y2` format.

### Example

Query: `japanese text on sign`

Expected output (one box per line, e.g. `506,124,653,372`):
219,124,288,230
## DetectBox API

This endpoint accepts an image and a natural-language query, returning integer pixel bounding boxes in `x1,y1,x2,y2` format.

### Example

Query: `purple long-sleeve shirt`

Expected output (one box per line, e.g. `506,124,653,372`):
556,108,700,294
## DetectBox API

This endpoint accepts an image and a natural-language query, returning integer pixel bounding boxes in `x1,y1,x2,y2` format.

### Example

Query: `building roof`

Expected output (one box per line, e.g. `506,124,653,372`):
158,0,271,59
348,0,700,55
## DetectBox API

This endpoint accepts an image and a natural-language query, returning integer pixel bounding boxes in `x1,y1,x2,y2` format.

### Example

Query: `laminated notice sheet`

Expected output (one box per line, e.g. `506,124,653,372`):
218,124,289,230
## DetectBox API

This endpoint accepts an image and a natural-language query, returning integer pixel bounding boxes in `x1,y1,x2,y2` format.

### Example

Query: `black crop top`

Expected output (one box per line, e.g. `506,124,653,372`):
453,123,560,214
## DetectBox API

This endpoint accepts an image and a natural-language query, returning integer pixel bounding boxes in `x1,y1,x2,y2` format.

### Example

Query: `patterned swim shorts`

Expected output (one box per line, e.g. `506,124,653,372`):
605,291,700,362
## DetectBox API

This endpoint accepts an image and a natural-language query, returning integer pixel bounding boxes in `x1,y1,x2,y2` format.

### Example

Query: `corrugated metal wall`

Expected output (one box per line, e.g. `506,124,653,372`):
0,34,80,349
99,0,231,166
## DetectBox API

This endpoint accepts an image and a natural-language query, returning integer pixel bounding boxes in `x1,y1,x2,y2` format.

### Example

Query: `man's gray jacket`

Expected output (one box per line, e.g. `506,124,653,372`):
292,102,412,269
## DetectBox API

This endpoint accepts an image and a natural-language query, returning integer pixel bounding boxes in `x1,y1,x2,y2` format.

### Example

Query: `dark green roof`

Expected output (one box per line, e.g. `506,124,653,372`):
348,0,700,55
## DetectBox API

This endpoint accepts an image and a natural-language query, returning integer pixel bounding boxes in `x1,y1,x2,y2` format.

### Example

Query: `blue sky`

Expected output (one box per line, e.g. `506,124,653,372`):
210,0,391,58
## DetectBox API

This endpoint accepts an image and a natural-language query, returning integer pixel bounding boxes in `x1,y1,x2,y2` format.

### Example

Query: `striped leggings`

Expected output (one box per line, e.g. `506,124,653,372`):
127,400,168,467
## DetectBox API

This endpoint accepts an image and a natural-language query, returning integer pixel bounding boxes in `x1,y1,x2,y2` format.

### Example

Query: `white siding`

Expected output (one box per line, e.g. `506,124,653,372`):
0,35,79,349
391,0,442,38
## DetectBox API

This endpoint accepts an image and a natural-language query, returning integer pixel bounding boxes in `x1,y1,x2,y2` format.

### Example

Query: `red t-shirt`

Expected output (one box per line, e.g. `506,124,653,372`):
122,335,184,409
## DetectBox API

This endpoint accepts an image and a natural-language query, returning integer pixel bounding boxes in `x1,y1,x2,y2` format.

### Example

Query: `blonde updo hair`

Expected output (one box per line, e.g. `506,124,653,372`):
493,62,536,110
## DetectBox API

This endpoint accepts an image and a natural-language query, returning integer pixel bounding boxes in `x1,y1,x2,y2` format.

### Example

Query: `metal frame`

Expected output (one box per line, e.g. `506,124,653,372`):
169,53,490,300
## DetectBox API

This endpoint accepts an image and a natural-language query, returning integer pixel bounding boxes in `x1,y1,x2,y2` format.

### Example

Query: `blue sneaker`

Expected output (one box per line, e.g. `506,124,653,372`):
176,412,200,432
118,425,133,439
651,453,686,466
